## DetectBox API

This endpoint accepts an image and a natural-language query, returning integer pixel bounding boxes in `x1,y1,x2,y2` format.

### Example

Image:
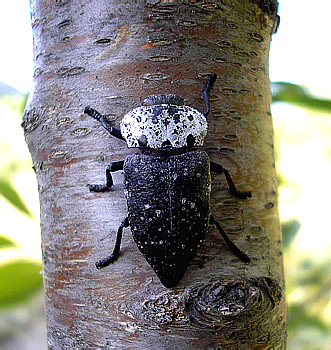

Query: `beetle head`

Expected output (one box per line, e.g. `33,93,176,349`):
120,94,207,150
142,94,184,107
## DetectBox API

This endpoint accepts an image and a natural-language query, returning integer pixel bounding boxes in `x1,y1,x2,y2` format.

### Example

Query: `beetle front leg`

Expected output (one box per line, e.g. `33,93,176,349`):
89,160,124,192
210,215,250,263
210,161,252,199
95,217,129,269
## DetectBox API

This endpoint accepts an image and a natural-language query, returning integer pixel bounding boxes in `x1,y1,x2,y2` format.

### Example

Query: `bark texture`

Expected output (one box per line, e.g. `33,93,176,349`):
24,0,286,348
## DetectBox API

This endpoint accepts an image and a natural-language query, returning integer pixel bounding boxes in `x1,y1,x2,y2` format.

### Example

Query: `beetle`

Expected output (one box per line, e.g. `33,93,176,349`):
84,73,251,288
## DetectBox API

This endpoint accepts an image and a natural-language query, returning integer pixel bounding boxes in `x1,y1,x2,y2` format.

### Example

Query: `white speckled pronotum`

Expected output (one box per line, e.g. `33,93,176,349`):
120,101,208,149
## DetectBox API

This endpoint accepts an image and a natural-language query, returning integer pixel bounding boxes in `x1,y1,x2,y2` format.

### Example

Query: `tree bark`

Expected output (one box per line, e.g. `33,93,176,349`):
24,0,286,348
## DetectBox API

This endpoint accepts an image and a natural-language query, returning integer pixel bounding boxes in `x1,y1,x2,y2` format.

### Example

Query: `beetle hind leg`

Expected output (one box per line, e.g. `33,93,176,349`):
95,217,129,269
210,215,250,263
89,160,124,192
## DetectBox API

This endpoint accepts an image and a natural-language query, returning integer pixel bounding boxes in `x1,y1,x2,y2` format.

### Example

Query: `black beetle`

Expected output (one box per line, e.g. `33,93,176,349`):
84,73,251,288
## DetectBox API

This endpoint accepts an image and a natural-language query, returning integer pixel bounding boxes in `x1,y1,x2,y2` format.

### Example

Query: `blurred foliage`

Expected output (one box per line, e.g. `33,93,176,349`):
0,259,43,309
286,257,330,348
0,93,43,311
274,83,331,349
0,235,17,249
0,180,32,218
287,259,330,332
281,219,301,249
272,82,331,112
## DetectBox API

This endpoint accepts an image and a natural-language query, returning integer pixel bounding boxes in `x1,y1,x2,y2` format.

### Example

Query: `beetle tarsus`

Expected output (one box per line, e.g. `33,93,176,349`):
222,168,252,199
95,217,129,269
89,184,111,192
230,189,252,199
89,160,124,192
95,255,116,269
210,215,250,263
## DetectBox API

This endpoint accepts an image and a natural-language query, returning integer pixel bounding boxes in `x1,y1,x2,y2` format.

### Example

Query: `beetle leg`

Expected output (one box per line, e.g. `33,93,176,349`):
95,217,129,269
89,160,124,192
84,107,125,141
202,73,217,117
210,215,250,263
210,161,252,199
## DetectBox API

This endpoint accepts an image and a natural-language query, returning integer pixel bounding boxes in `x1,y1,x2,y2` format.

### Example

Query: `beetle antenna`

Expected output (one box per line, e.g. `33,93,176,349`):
202,73,217,117
84,107,125,141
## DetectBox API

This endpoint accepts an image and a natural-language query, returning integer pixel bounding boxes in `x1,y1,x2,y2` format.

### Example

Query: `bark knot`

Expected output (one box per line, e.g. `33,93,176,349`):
182,277,282,329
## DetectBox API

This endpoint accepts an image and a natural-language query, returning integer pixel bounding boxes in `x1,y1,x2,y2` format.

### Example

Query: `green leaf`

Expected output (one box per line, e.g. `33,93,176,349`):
0,234,17,248
0,180,33,218
20,93,29,115
272,82,331,112
0,259,43,308
282,219,301,249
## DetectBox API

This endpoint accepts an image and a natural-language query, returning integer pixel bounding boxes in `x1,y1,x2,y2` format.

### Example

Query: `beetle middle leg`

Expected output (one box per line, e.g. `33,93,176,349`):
89,160,124,192
210,215,250,263
210,161,252,199
95,217,129,269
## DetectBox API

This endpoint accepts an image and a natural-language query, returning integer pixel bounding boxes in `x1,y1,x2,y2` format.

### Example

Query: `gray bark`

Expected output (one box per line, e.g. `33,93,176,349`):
24,0,286,348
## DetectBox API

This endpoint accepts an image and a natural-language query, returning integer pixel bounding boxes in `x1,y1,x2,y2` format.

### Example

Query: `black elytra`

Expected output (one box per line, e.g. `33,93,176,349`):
84,73,252,288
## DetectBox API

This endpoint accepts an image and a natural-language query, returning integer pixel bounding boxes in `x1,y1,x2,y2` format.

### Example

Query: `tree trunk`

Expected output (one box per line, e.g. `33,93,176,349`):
24,0,286,348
